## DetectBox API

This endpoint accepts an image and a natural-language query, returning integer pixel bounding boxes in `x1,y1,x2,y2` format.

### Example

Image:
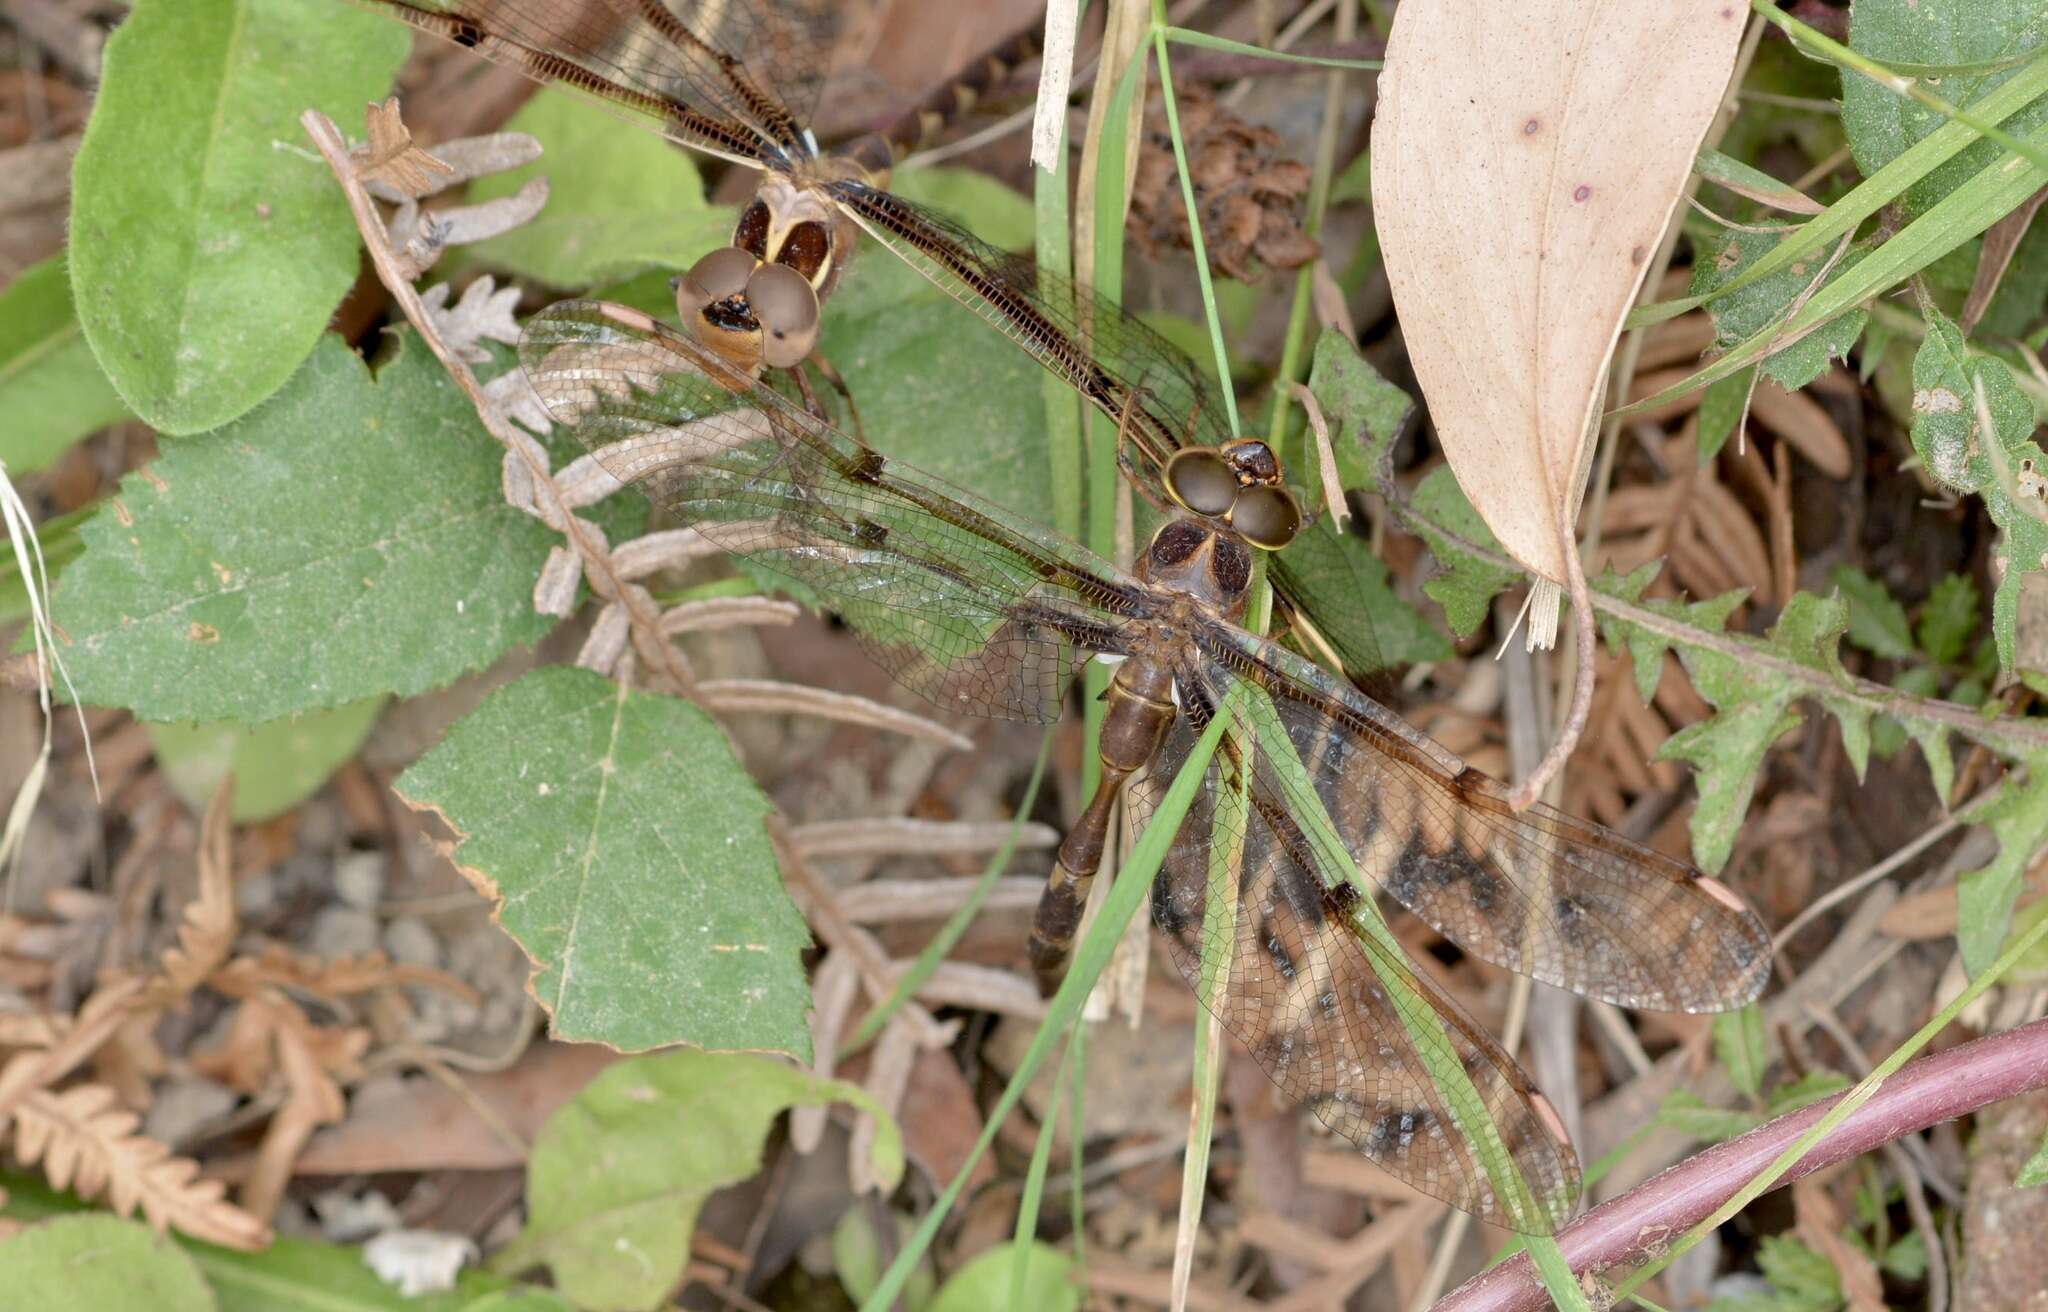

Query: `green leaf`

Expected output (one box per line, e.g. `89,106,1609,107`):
929,1242,1078,1312
1881,1230,1929,1280
891,166,1035,252
1691,225,1869,390
1831,565,1915,659
1909,311,2045,673
1646,592,1864,869
396,666,809,1055
1715,1004,1769,1101
1412,468,1522,637
1977,213,2048,338
1919,572,1983,667
1656,1089,1761,1143
464,88,726,287
0,1215,211,1312
53,335,585,722
68,0,409,434
150,697,385,823
1696,147,1824,215
831,1210,935,1309
2018,1126,2048,1187
1955,753,2048,975
1872,663,1944,764
0,254,131,471
1842,0,2048,217
1697,366,1754,464
501,1051,901,1311
1302,327,1415,501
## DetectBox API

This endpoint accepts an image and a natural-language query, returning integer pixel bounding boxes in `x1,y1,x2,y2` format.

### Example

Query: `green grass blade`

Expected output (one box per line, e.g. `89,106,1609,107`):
856,687,1245,1312
1160,26,1381,71
1623,44,2048,330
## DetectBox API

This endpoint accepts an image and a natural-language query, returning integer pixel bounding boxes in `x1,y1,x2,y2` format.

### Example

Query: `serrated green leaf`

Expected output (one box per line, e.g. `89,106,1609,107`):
396,666,809,1054
1656,1089,1762,1143
1873,663,1943,763
151,697,384,823
1662,702,1802,873
1697,366,1755,464
1592,560,1686,703
1881,1229,1929,1280
1715,1004,1769,1101
1843,0,2048,217
1909,311,2045,674
54,335,589,722
929,1241,1078,1312
0,1216,211,1312
1956,754,2048,975
0,254,131,471
1831,565,1915,659
1273,528,1451,674
1302,328,1415,501
2018,1126,2048,1187
464,88,726,288
1411,467,1521,637
1741,1234,1843,1312
69,0,409,434
504,1051,901,1311
1920,572,1983,666
1691,226,1870,390
1767,1070,1853,1116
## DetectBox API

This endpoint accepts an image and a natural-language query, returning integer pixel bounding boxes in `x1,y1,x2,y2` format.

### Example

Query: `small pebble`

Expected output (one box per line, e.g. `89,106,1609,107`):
383,915,440,967
308,905,380,960
333,851,386,910
142,1075,238,1147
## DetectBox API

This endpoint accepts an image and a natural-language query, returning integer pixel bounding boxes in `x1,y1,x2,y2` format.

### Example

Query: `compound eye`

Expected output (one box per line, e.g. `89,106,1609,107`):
747,262,821,369
733,200,771,258
774,220,831,283
675,247,758,323
1165,449,1236,516
1230,485,1303,550
1220,437,1282,485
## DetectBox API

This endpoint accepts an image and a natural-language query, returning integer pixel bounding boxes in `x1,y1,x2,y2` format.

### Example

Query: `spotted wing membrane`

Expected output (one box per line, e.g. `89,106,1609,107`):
353,0,833,166
518,300,1145,721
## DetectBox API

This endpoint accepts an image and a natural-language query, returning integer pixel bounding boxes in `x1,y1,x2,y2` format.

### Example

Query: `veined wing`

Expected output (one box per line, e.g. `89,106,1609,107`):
350,0,831,167
827,179,1390,679
518,300,1150,721
1137,687,1580,1233
1194,623,1773,1014
826,179,1237,469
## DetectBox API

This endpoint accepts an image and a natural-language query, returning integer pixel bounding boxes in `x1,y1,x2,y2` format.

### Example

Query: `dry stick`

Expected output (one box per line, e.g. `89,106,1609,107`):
1433,1015,2048,1312
299,109,695,699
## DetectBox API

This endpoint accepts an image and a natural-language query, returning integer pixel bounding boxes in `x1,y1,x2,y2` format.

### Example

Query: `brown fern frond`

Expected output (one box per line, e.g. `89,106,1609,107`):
214,945,478,1005
14,1082,270,1250
0,975,148,1121
147,775,239,1007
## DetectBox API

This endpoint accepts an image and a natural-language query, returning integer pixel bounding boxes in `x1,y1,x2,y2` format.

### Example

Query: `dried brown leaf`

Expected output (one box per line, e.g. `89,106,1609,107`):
12,1082,270,1249
353,97,456,199
147,774,238,1007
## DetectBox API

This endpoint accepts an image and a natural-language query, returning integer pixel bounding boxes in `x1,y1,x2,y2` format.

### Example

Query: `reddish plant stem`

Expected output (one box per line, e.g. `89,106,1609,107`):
1434,1016,2048,1312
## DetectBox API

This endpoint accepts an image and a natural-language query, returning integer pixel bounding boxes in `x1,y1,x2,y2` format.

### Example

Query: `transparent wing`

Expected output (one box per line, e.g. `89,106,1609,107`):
518,299,1147,721
829,178,1391,679
1198,626,1774,1014
1136,683,1581,1233
354,0,836,166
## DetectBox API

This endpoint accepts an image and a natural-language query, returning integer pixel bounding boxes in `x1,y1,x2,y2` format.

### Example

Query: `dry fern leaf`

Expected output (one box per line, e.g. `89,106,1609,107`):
147,774,239,1007
13,1082,270,1249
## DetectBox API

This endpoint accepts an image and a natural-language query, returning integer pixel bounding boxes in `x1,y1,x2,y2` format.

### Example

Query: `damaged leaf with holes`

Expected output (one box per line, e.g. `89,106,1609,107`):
1691,224,1872,391
1909,311,2045,675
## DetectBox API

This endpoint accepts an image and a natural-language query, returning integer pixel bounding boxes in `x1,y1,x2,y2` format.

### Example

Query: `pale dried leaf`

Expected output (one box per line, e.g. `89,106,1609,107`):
353,97,456,199
792,951,860,1154
1749,379,1850,477
613,526,725,577
365,132,540,200
242,996,353,1220
1372,0,1748,582
429,178,550,246
696,679,974,750
419,278,522,364
851,1019,919,1195
491,368,557,439
13,1083,270,1249
576,601,631,672
535,545,584,619
660,595,800,634
148,776,238,1006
